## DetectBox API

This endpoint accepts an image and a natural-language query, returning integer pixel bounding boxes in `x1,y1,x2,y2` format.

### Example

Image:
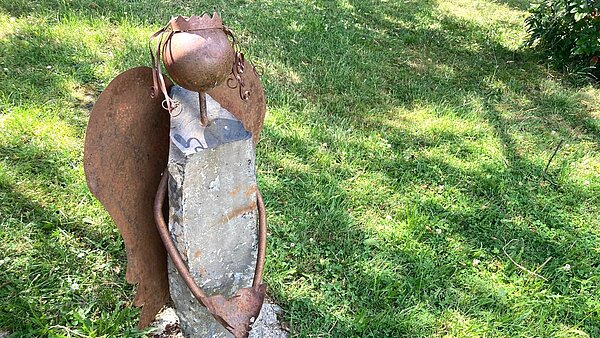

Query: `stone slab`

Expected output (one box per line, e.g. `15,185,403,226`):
167,86,258,337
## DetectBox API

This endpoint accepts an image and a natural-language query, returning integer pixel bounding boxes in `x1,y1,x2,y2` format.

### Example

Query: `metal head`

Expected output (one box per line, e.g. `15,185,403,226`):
163,13,234,93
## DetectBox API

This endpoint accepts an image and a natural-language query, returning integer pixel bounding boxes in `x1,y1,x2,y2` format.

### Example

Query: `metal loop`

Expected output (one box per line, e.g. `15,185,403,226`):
161,99,170,111
227,77,238,89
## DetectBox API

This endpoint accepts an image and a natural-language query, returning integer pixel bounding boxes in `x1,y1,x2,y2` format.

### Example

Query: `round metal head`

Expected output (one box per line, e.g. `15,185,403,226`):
163,14,234,93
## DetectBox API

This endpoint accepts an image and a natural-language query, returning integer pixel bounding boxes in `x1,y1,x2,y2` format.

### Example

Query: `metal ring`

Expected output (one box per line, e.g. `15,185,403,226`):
161,99,170,111
153,168,267,305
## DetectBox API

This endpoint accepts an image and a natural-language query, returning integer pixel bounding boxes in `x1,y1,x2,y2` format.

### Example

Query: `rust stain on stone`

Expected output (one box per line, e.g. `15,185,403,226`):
194,250,202,258
220,200,257,225
198,266,207,278
244,184,257,199
230,186,241,198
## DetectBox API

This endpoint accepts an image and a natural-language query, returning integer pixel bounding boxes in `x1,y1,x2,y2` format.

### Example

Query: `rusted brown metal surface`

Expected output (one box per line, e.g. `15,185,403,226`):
154,14,237,127
153,171,267,338
163,14,234,93
83,67,172,328
204,285,268,338
208,59,266,145
150,13,264,141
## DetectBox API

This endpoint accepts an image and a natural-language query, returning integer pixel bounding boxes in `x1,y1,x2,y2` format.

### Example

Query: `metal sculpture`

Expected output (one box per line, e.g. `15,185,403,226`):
84,13,267,338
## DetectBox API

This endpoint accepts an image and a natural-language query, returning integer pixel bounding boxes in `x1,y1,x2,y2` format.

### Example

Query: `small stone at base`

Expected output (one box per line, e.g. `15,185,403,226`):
151,302,289,338
150,307,183,338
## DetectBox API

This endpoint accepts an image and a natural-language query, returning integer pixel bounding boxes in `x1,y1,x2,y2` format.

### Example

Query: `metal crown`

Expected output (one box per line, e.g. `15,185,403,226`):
170,12,224,32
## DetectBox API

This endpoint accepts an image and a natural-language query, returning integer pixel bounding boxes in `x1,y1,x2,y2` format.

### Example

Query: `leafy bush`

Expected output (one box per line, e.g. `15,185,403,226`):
525,0,600,79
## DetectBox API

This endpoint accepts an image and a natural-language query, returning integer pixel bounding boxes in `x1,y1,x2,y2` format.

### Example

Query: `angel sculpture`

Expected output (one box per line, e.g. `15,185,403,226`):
83,13,267,338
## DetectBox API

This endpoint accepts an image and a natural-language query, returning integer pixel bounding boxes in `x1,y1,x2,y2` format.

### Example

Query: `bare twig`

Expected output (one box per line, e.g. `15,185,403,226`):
524,256,553,287
327,319,338,335
536,256,553,273
49,325,88,338
543,139,564,176
503,239,548,281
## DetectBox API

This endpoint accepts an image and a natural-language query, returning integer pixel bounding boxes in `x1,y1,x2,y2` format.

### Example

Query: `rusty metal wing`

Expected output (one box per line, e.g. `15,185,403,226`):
208,59,266,145
83,66,172,327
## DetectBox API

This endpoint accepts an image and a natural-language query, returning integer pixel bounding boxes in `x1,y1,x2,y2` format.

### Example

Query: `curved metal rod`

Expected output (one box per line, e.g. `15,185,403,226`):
154,169,208,302
153,169,267,306
253,191,267,288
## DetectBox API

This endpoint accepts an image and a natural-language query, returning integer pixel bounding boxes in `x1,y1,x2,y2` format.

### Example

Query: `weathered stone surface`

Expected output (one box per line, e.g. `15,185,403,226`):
151,304,290,338
169,86,251,156
167,86,258,337
249,303,289,338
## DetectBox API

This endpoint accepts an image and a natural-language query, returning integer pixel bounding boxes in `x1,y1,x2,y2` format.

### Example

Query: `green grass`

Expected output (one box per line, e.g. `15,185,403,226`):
1,0,599,337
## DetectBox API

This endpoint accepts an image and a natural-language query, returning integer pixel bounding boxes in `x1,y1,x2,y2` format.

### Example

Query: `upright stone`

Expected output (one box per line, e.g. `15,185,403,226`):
167,86,259,337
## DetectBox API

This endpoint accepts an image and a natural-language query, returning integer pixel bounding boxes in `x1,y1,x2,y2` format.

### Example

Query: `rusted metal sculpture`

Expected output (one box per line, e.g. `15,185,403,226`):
84,13,266,338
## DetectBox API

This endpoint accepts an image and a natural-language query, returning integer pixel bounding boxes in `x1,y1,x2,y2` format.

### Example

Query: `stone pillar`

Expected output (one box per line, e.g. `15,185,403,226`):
167,86,259,337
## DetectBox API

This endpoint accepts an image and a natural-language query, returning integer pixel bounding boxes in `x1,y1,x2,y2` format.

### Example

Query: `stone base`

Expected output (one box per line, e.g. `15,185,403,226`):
166,86,275,337
151,303,289,338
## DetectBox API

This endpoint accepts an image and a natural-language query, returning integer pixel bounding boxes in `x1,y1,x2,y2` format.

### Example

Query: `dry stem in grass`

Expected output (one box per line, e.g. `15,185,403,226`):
503,239,551,281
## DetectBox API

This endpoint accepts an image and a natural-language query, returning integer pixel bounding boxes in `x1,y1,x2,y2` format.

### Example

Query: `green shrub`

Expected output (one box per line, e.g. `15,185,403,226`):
525,0,600,80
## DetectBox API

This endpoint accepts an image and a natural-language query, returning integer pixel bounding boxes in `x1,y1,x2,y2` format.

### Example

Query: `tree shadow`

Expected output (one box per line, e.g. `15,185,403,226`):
494,0,531,11
259,105,598,335
0,144,138,335
250,0,599,335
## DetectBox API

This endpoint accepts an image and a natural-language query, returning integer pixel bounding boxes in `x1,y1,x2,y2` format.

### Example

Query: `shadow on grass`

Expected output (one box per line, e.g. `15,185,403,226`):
260,116,598,335
0,0,598,336
248,0,599,335
0,144,139,335
495,0,531,11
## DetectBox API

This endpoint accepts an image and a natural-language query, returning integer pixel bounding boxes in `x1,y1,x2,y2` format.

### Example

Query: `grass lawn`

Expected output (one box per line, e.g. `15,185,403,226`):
1,0,599,336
